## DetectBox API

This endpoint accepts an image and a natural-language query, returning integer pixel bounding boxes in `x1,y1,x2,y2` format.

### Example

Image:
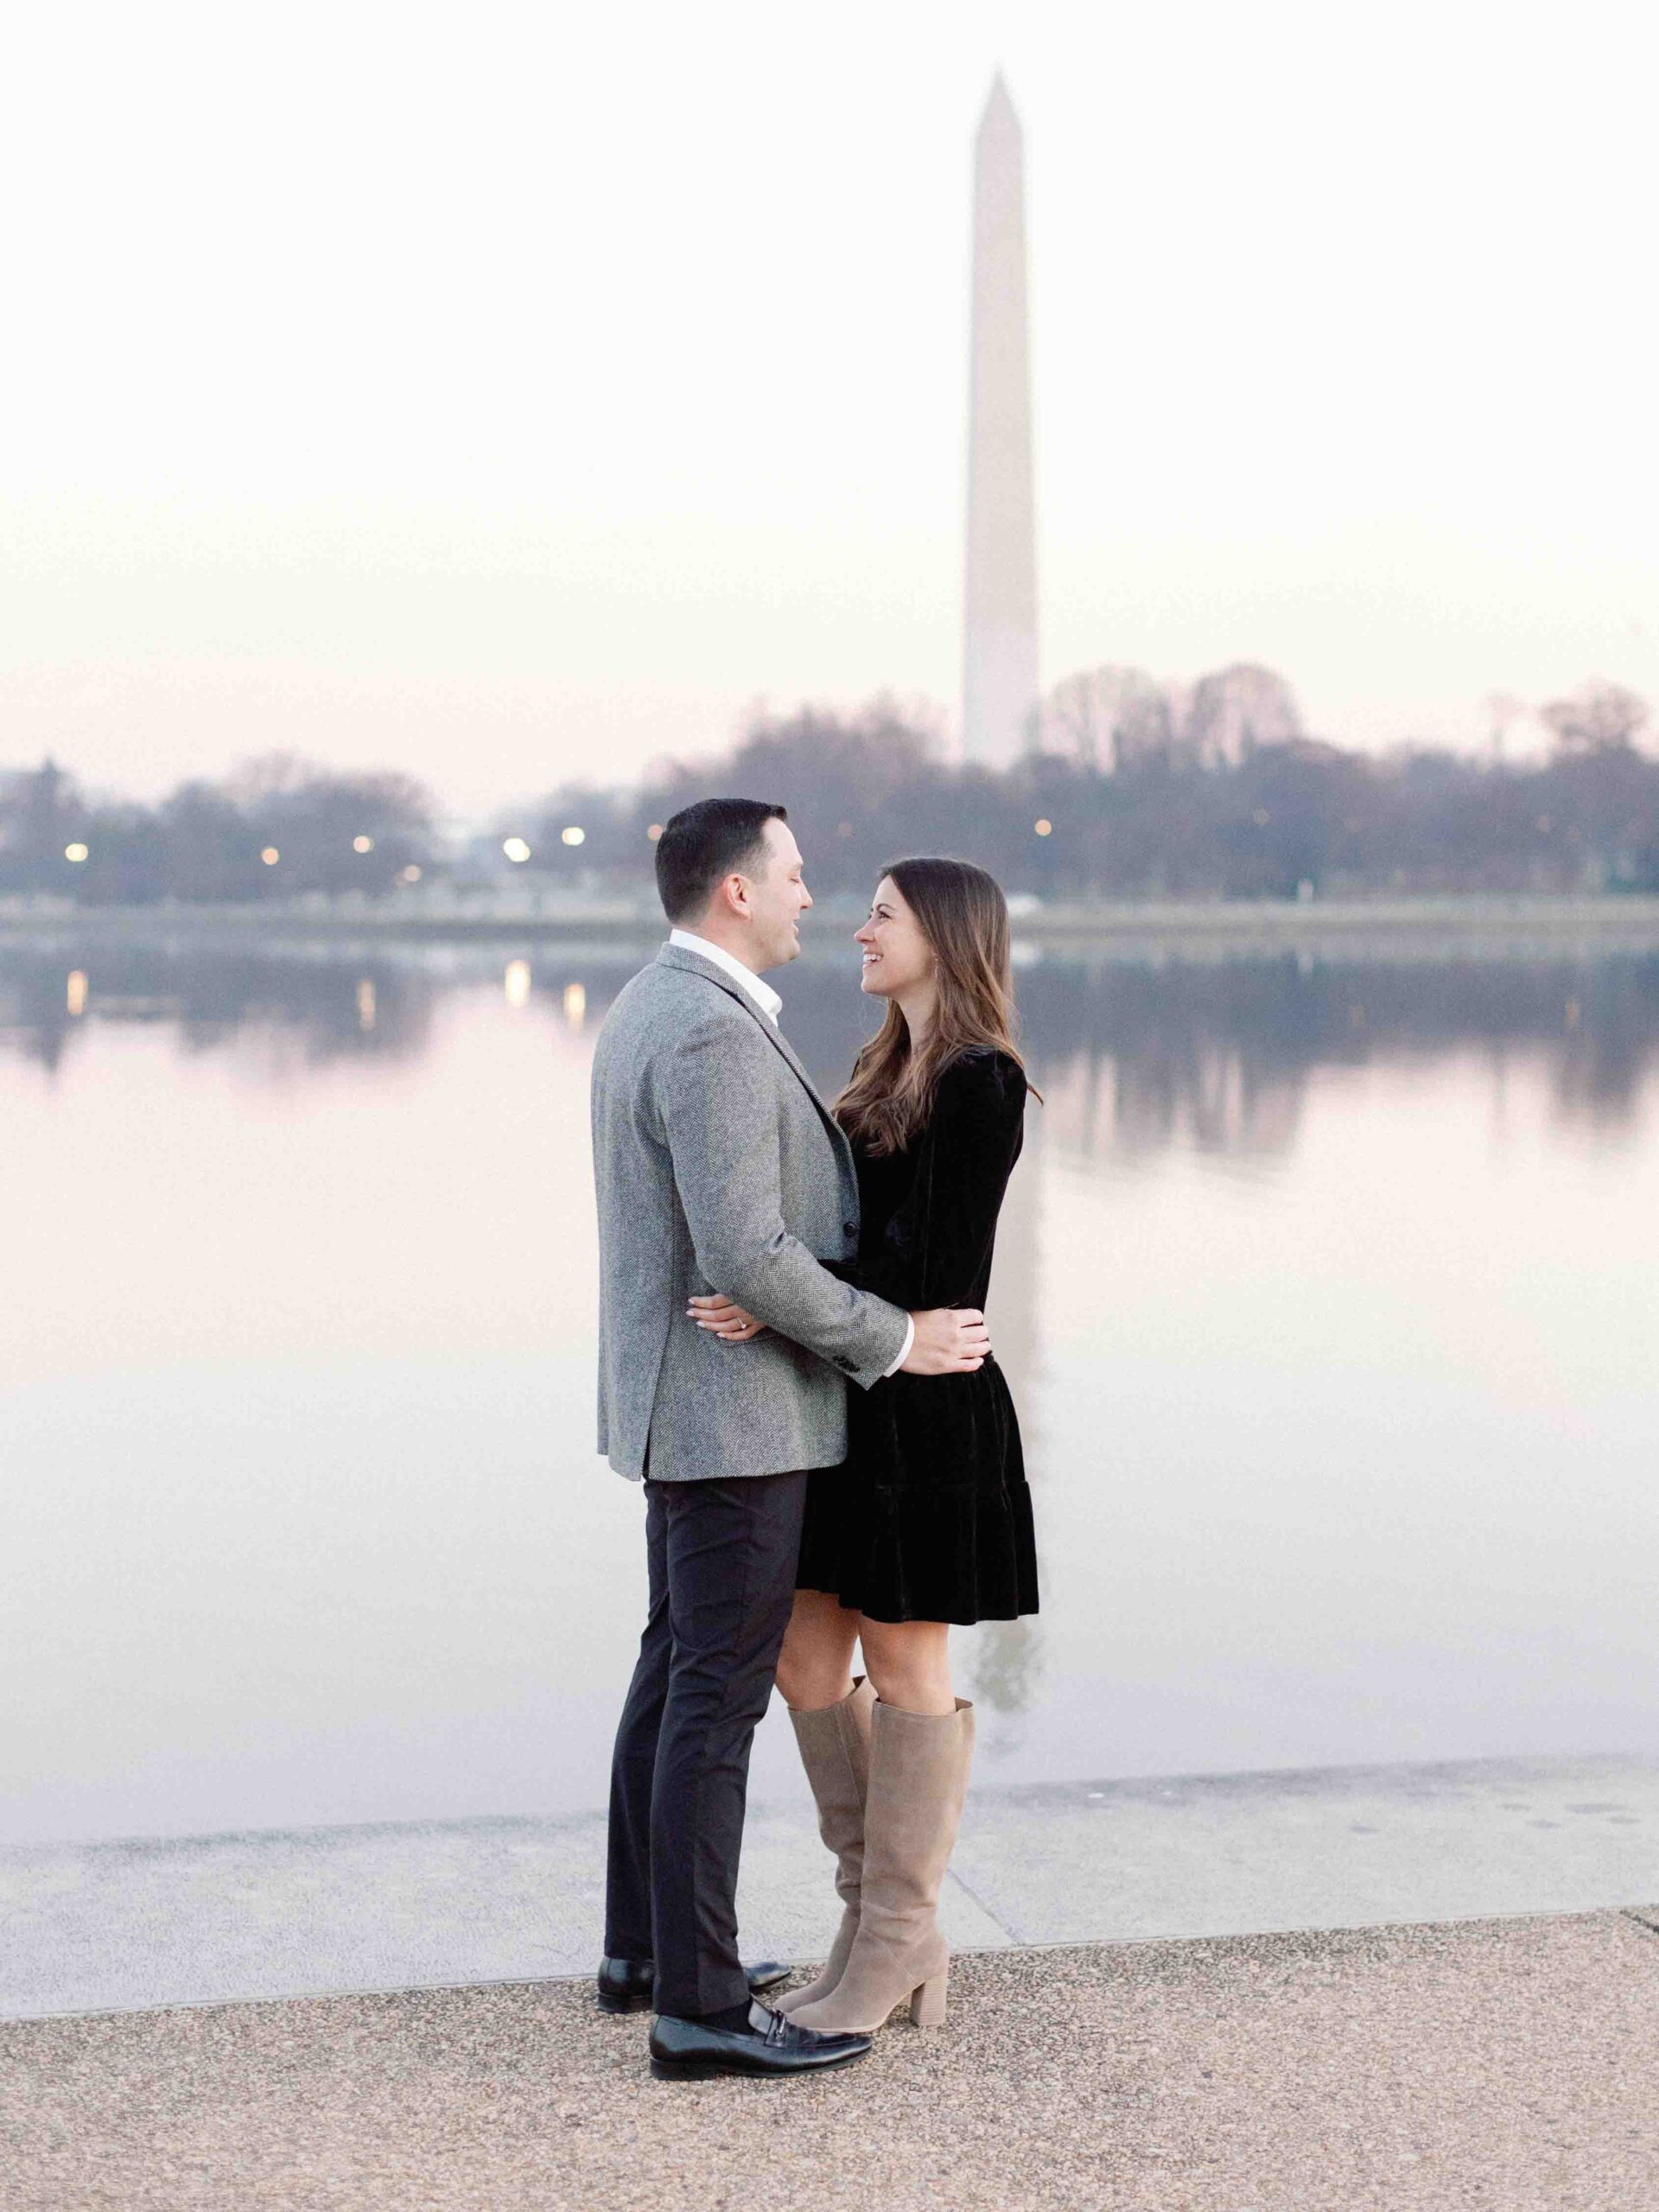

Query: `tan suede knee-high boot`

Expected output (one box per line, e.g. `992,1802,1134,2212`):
789,1696,974,2034
772,1675,876,2017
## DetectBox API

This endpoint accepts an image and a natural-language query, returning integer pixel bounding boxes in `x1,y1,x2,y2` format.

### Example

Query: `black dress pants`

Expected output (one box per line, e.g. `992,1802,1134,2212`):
603,1463,808,2018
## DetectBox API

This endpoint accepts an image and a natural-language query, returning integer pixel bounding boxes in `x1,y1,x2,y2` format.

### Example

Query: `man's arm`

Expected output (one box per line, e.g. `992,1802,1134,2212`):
654,1011,910,1389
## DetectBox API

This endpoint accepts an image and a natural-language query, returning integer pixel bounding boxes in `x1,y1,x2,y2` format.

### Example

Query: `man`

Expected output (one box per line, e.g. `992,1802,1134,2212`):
590,798,991,2081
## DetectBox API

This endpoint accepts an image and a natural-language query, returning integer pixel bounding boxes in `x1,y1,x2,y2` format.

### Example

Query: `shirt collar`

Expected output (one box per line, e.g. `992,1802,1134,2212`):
667,929,784,1026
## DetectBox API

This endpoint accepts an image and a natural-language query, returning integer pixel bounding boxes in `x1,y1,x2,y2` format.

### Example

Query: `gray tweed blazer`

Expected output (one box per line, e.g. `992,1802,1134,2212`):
590,943,911,1483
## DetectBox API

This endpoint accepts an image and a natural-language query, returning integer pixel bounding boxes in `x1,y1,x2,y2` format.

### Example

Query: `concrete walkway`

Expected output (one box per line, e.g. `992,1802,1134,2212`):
4,1751,1657,2021
3,1910,1657,2210
4,1753,1657,2208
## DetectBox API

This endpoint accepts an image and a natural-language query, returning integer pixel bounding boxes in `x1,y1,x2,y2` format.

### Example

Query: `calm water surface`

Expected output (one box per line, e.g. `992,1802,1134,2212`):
3,935,1656,1846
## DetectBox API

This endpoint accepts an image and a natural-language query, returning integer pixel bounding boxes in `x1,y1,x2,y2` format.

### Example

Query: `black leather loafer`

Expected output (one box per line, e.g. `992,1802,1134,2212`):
595,1955,790,2014
648,1999,872,2080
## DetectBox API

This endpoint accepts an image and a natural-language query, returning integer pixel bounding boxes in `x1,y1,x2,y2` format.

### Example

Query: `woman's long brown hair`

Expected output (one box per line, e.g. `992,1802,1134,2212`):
835,856,1042,1156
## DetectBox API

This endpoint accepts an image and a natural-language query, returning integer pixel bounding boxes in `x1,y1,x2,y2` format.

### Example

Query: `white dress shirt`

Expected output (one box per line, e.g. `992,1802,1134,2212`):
667,926,913,1378
667,927,783,1024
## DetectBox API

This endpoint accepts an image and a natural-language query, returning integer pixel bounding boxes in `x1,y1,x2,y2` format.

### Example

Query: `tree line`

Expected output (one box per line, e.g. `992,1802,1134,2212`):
524,679,1659,900
4,680,1657,906
0,753,436,906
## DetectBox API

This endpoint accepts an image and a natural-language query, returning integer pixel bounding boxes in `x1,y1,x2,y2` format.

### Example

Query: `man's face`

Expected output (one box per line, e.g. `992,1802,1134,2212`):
743,818,812,969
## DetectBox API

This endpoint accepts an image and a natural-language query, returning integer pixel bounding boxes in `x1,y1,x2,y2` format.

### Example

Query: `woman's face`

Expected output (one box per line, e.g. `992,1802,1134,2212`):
854,874,934,1001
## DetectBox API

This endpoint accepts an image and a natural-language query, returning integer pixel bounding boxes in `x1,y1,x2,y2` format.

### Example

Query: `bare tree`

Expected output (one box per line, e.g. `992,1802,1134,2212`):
1539,682,1649,757
1183,664,1303,768
1041,665,1173,769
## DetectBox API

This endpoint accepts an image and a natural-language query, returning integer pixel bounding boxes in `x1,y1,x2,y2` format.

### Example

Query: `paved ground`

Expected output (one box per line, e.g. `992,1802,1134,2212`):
6,1751,1657,2019
6,1756,1656,2207
4,1908,1657,2212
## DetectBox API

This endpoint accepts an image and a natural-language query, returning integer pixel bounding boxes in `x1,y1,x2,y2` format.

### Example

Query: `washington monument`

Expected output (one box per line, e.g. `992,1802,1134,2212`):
962,74,1038,766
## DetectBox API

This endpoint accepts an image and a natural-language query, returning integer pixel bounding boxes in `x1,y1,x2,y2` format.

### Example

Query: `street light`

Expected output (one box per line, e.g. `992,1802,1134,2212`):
561,826,586,847
64,842,89,862
353,835,374,854
502,837,531,863
399,864,422,884
261,847,280,865
1033,819,1052,837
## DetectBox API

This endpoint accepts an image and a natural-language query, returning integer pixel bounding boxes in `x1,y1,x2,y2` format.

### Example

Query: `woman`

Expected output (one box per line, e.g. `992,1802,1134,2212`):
688,855,1039,2034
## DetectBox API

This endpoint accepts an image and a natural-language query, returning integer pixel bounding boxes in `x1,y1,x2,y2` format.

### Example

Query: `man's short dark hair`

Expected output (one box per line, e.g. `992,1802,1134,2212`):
654,798,789,925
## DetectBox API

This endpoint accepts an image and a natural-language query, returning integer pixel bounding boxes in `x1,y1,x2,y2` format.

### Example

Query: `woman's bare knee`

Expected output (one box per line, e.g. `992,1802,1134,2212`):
776,1590,861,1710
859,1618,956,1715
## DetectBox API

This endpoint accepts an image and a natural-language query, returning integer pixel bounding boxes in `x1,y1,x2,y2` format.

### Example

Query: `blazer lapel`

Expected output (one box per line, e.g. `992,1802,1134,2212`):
655,944,852,1157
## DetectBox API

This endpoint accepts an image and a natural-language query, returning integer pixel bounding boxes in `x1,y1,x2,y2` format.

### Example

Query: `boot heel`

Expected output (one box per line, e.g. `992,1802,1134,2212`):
910,1968,948,2027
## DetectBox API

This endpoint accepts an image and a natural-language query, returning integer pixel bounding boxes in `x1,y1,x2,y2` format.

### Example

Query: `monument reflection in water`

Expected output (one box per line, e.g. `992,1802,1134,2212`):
3,936,1656,1847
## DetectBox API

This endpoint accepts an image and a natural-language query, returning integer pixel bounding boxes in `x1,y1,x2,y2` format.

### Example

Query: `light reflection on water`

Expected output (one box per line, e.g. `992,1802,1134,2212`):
3,936,1656,1846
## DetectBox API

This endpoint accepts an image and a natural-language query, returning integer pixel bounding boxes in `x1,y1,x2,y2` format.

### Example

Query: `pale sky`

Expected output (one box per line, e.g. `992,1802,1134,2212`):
4,0,1656,816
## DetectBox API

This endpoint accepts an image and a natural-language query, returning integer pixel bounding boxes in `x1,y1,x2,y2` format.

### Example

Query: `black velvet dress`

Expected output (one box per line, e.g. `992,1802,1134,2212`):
796,1046,1040,1625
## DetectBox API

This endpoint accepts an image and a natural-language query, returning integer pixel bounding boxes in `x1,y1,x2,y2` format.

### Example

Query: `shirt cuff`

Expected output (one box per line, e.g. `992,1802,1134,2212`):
881,1315,915,1379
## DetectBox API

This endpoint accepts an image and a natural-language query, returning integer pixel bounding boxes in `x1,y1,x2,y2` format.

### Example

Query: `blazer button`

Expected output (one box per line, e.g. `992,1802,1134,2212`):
843,1220,856,1236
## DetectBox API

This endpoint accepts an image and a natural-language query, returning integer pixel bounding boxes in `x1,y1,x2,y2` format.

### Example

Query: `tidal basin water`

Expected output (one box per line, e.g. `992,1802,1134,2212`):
3,933,1656,1847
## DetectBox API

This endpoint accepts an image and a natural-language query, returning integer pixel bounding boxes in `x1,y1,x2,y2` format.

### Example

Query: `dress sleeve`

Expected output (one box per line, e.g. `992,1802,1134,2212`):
844,1050,1027,1311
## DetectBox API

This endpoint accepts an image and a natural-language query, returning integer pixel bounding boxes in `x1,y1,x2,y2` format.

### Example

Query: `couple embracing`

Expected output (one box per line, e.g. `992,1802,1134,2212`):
589,797,1039,2081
